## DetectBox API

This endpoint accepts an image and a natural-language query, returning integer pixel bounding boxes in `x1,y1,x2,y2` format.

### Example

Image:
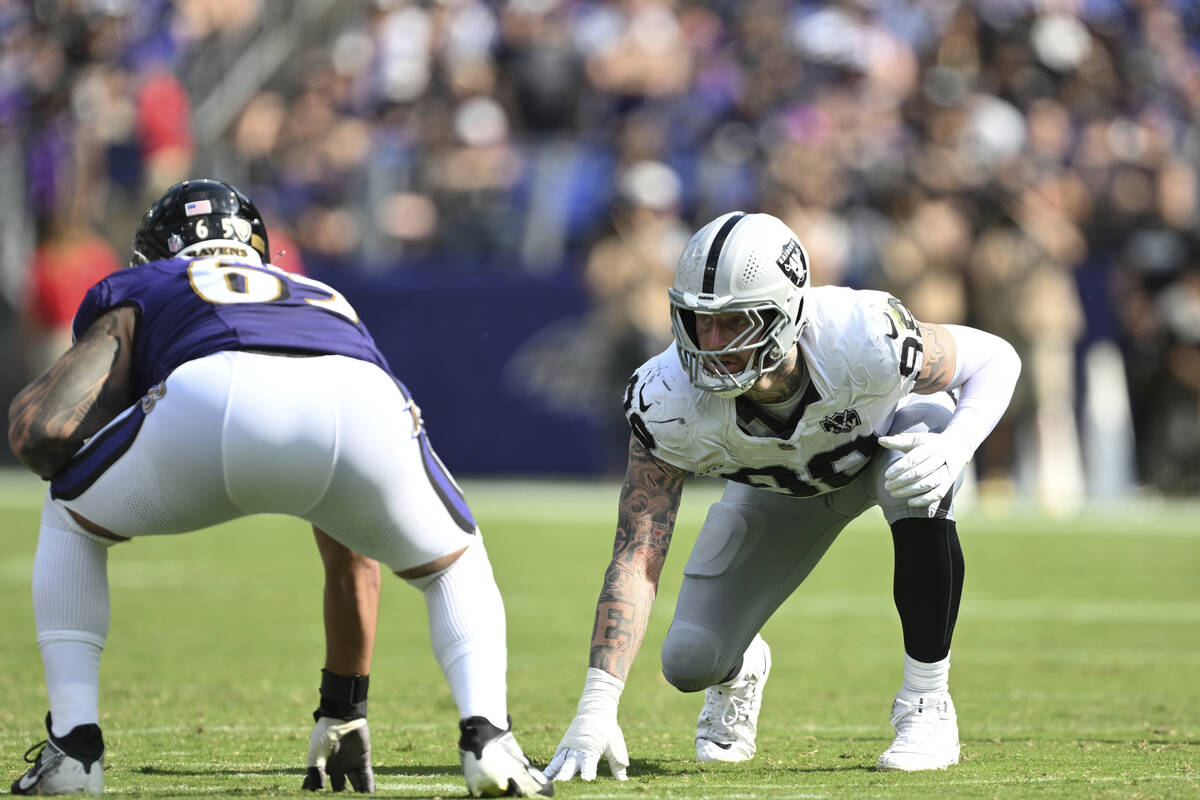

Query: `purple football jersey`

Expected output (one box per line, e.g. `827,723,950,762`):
72,257,393,396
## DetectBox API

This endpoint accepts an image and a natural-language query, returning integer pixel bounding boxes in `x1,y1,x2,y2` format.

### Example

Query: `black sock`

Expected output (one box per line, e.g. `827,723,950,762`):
890,518,964,662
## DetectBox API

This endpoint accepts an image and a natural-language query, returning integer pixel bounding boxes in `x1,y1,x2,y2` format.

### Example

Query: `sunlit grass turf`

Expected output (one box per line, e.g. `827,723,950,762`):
2,470,1197,798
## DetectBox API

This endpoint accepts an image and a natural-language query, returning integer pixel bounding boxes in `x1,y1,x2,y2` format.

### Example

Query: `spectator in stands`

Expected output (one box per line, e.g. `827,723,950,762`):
20,220,120,377
582,159,689,471
6,0,1200,502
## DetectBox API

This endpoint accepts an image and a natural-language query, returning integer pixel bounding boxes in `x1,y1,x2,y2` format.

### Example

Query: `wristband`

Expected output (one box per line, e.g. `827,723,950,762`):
314,669,369,721
578,668,624,717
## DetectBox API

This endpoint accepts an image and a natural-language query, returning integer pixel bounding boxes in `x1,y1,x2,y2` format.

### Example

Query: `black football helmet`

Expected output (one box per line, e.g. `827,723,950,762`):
129,179,269,265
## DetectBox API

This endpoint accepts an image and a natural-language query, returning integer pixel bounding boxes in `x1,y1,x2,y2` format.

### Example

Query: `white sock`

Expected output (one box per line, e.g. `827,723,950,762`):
40,638,106,737
901,653,950,696
33,516,112,737
407,540,508,730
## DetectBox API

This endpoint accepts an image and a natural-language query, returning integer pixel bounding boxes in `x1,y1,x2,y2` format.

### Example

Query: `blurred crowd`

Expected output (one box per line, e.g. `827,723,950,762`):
4,0,1200,502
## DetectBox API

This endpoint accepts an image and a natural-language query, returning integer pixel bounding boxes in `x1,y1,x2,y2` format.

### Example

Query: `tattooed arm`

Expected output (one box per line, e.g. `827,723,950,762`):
913,322,958,395
543,436,689,781
8,306,137,479
589,434,689,682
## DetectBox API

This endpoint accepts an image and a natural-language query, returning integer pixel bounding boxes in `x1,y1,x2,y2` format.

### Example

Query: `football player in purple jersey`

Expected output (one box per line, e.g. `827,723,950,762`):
8,179,552,798
544,212,1022,782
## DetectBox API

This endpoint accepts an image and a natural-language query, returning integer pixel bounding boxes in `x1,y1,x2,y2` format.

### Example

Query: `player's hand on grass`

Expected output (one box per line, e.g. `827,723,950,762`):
544,668,629,781
303,716,375,792
544,713,629,782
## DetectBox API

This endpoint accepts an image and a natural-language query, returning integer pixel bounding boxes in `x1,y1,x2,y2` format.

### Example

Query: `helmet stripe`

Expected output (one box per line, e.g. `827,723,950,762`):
701,212,745,295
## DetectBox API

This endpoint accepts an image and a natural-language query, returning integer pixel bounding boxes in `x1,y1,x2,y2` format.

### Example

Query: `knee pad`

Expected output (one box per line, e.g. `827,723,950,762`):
661,620,728,693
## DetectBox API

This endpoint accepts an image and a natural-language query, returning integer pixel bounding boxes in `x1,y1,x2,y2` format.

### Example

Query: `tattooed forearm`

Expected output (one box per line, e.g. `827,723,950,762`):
589,437,687,679
590,557,656,677
8,309,135,478
914,322,958,394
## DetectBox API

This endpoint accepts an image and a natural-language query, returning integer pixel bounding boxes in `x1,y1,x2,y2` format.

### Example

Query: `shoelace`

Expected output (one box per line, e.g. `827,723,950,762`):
889,697,947,745
721,694,750,727
699,670,761,734
23,739,48,764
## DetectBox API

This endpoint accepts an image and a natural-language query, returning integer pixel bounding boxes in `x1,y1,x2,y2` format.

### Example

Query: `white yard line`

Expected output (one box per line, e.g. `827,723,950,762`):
88,772,1198,797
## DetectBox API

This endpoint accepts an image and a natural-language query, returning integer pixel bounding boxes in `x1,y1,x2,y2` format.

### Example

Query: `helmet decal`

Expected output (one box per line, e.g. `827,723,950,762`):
183,199,213,216
229,216,251,242
776,239,807,287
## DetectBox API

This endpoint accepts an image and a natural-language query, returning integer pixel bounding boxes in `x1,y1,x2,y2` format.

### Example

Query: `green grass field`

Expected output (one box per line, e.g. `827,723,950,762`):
2,469,1197,798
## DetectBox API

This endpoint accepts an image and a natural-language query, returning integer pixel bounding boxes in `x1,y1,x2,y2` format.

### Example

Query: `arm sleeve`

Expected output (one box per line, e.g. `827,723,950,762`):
941,324,1022,454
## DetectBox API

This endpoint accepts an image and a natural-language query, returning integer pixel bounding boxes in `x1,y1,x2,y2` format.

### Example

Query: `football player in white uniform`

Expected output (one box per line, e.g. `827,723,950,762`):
544,212,1021,780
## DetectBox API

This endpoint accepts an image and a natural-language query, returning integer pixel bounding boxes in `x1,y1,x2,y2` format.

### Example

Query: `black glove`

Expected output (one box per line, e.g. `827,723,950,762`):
302,717,375,792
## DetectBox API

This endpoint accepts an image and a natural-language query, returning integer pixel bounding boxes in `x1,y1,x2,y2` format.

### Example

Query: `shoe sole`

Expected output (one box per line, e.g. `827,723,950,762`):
696,741,754,763
876,752,960,772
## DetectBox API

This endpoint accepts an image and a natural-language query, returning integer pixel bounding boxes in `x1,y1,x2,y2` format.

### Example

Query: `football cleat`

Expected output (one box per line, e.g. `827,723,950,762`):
695,634,771,762
876,691,960,771
458,716,553,797
12,713,104,796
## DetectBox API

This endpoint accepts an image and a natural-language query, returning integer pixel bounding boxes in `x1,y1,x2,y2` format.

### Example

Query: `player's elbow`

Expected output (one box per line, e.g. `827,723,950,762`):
9,429,56,479
8,404,67,480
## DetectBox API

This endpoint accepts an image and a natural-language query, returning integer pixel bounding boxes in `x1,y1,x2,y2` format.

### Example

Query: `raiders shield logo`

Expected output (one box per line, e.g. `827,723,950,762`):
820,408,861,434
776,239,808,287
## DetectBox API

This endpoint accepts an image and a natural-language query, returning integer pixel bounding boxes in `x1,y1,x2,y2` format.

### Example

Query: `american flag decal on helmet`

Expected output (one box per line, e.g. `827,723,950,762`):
184,199,212,216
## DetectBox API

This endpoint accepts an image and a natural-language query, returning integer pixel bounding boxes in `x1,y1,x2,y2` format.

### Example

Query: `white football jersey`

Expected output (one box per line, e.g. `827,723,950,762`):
623,286,925,497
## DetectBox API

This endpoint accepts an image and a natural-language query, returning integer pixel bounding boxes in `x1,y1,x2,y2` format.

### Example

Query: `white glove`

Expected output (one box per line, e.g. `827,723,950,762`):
544,668,629,782
879,431,972,512
302,717,375,792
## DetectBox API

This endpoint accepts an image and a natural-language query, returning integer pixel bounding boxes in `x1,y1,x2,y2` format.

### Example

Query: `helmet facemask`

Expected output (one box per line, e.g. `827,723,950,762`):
670,295,793,397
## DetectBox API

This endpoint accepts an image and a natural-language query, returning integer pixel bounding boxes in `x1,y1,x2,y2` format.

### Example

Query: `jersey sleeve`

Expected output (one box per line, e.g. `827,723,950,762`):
853,290,925,398
70,279,119,342
69,267,155,342
621,350,700,473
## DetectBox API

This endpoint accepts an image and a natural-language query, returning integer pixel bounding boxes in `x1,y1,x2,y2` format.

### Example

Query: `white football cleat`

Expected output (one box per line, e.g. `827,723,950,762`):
876,691,960,771
12,714,104,796
695,634,771,763
459,716,553,797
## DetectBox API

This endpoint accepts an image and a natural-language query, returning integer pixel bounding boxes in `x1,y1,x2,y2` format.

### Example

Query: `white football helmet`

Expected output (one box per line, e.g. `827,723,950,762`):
668,212,810,397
